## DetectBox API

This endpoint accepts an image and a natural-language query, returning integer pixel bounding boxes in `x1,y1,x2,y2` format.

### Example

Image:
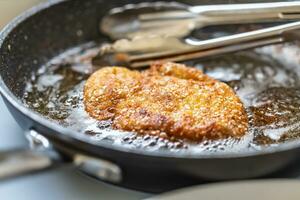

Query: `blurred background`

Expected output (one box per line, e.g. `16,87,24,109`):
0,0,43,29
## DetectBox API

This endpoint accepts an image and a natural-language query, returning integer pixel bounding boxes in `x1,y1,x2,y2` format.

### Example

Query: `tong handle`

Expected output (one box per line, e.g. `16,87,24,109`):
191,2,300,25
130,37,283,68
185,21,300,50
128,21,300,66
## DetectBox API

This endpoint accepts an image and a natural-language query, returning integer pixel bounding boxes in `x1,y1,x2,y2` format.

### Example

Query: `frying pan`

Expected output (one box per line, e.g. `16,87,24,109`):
1,0,300,193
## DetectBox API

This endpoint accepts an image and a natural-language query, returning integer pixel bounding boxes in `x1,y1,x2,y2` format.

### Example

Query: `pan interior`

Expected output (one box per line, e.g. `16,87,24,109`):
22,36,300,154
2,0,300,155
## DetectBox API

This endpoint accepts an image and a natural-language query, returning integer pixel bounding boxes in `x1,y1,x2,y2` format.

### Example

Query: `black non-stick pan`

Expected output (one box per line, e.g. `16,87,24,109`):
1,0,300,193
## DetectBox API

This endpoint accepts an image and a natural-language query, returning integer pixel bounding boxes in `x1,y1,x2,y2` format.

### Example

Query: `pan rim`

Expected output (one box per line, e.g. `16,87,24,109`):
1,0,300,160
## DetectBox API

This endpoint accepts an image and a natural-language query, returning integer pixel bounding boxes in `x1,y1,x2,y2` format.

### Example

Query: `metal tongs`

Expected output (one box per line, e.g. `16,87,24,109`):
101,1,300,39
93,21,300,68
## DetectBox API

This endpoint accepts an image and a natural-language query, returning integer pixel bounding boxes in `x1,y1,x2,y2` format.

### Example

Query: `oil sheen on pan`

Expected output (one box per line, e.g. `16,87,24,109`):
22,42,300,154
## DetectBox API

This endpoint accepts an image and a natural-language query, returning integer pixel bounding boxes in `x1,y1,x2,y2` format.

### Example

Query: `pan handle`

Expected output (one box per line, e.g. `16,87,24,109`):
0,148,61,179
0,129,62,179
0,129,122,183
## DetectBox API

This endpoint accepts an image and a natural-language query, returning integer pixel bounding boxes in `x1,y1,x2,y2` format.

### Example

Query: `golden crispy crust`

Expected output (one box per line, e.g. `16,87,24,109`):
84,62,248,141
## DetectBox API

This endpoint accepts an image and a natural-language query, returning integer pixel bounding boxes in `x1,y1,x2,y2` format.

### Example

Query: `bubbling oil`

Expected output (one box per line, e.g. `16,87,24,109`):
23,42,300,153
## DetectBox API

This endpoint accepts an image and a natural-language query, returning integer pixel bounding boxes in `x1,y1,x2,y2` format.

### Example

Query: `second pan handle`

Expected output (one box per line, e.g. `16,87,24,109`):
0,129,122,183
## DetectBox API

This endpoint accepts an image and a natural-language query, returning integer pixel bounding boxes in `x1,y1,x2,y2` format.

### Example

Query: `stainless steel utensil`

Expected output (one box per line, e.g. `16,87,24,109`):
101,1,300,39
93,21,300,68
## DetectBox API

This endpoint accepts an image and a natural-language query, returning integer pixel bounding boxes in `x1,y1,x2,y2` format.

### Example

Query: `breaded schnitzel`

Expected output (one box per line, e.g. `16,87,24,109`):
84,62,248,141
